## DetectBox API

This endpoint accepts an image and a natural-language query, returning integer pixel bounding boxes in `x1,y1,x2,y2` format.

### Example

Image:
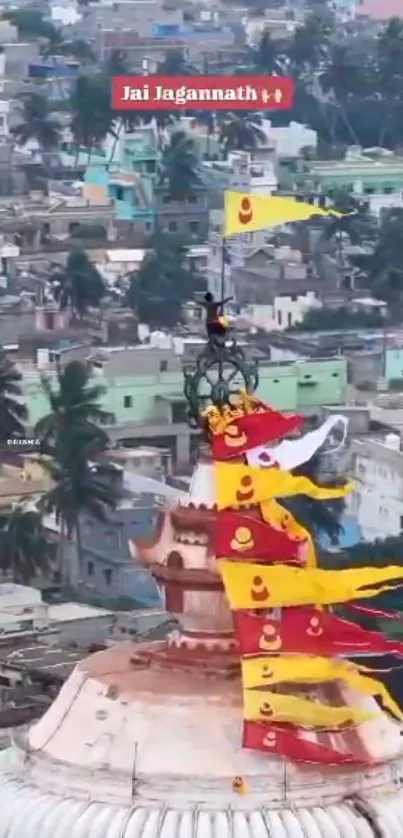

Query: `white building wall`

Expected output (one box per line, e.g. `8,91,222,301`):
241,293,319,331
348,438,403,541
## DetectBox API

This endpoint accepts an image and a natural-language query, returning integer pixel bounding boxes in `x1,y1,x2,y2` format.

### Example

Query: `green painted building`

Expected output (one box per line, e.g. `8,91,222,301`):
292,153,403,197
23,351,347,462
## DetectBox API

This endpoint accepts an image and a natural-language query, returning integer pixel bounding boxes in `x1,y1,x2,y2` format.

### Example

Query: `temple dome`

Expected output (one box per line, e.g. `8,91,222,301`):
1,644,403,838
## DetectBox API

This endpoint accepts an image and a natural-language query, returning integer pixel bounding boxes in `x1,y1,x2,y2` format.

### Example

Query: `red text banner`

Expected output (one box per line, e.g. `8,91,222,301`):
111,75,294,111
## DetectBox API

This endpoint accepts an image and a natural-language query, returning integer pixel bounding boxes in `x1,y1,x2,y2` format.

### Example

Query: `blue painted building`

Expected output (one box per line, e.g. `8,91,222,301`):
319,513,363,550
84,126,158,230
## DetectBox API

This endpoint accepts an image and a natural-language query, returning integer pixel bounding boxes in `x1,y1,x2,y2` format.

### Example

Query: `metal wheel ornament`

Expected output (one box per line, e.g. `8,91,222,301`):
183,335,259,428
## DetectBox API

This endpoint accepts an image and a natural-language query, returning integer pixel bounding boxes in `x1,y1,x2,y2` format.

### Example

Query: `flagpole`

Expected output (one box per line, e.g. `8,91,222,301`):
220,235,226,301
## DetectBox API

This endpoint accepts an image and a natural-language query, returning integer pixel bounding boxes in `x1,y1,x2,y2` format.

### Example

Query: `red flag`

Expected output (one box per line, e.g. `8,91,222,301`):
205,396,302,461
242,721,365,764
233,608,403,657
213,510,305,563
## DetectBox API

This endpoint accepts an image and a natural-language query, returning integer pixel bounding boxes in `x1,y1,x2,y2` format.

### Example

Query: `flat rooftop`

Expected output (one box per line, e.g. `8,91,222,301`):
0,642,85,681
48,602,114,623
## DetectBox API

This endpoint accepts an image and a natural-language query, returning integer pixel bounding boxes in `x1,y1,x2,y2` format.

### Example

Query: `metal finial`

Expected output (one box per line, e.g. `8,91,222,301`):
183,331,259,428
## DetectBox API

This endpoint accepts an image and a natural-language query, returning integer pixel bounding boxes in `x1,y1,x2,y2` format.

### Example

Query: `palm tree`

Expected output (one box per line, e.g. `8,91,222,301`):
0,505,54,584
0,350,28,440
158,130,200,200
104,49,129,75
35,361,120,583
12,93,61,150
218,113,265,156
158,49,198,75
317,191,376,289
70,74,116,163
288,13,331,73
50,248,105,316
252,29,283,73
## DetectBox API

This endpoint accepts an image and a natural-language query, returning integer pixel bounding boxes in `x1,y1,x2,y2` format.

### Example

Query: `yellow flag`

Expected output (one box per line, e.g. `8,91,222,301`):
241,656,403,720
243,689,373,728
218,560,403,609
261,499,317,568
224,191,341,236
215,463,353,510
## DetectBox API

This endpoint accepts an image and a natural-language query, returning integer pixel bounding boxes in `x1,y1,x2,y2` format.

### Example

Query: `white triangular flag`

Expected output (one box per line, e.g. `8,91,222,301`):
246,415,348,470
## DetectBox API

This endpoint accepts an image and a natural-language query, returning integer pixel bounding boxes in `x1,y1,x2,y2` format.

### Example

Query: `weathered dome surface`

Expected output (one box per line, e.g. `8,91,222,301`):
2,644,403,838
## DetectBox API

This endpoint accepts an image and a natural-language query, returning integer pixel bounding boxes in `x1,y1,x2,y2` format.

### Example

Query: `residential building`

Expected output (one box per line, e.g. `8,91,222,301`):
21,344,348,462
0,456,51,508
0,190,116,253
385,347,403,384
0,583,114,648
84,124,209,237
347,434,403,541
201,151,278,196
293,148,403,215
230,244,320,309
46,503,162,605
240,294,319,331
27,58,80,101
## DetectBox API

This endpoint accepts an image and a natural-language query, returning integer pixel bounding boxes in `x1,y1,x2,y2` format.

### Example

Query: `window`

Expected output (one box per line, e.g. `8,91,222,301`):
159,359,168,372
115,186,124,201
168,220,177,232
287,312,292,327
188,195,197,203
332,372,339,377
87,561,94,576
124,395,132,408
189,220,199,233
400,516,403,532
104,568,112,585
277,310,282,326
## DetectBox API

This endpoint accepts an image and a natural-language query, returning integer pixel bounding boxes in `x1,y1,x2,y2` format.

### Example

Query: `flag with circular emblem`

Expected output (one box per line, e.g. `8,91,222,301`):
241,655,403,720
224,191,341,236
212,510,305,563
233,608,403,657
260,499,317,567
246,415,348,470
242,721,365,764
242,689,373,728
218,561,403,609
205,401,303,461
214,462,353,510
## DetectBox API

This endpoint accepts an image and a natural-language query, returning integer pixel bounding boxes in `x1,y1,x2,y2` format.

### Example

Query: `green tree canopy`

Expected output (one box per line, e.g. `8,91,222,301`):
158,130,200,200
70,74,116,155
35,361,120,583
12,93,61,150
0,506,54,584
50,248,105,316
126,232,206,327
218,113,265,155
